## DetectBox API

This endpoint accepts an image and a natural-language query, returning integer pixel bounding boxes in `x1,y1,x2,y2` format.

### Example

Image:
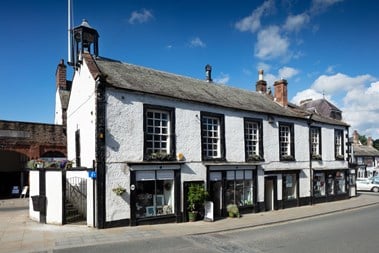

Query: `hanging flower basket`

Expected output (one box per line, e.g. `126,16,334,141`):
112,186,126,196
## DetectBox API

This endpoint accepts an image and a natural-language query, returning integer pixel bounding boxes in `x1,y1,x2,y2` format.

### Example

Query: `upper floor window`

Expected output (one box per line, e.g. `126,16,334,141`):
201,112,225,161
335,129,344,160
244,119,263,161
311,127,322,160
279,123,295,161
144,105,175,161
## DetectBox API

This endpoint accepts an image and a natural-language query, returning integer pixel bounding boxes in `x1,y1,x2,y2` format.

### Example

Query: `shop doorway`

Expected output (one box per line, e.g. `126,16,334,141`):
264,176,277,211
210,181,222,217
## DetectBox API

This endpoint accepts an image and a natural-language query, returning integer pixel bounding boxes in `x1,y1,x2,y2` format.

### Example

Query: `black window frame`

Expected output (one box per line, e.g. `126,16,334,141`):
244,118,264,162
75,129,81,167
143,104,176,161
200,111,225,161
278,122,295,161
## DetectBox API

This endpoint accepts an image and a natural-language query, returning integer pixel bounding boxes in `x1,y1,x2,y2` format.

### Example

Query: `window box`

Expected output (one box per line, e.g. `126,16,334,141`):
335,154,344,160
145,152,175,161
311,154,322,161
247,154,264,162
281,155,295,161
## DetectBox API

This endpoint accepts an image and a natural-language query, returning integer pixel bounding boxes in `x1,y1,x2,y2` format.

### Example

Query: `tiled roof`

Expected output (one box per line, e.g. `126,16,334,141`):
353,144,379,157
84,53,348,127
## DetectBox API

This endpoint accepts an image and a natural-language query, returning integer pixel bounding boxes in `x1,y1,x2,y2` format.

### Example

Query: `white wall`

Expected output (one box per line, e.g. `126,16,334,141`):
29,170,40,222
66,59,97,167
46,171,63,224
54,89,63,125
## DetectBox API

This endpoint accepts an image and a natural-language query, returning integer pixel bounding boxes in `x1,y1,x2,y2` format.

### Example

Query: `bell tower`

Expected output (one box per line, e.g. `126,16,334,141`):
70,19,99,66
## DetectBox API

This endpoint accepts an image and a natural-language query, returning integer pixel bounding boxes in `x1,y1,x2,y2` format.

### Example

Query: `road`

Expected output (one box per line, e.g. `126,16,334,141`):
55,203,378,253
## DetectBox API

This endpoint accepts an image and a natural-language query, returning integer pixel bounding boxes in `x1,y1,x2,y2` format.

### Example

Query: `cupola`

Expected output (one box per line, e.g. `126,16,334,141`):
71,19,99,66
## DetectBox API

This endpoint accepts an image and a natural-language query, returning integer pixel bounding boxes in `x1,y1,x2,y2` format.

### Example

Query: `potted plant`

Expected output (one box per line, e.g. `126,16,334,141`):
187,183,208,222
226,204,240,218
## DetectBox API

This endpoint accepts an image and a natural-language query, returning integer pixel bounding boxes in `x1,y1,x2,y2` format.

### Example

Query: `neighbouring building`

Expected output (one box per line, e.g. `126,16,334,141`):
47,20,353,228
0,120,66,198
351,130,379,178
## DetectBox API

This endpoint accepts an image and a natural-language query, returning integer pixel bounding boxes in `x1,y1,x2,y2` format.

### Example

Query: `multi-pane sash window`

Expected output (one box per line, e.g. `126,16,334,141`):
201,113,225,160
245,121,259,156
279,123,294,160
144,105,175,160
244,119,263,161
311,127,321,159
335,129,344,159
279,125,290,156
202,116,221,159
146,110,170,154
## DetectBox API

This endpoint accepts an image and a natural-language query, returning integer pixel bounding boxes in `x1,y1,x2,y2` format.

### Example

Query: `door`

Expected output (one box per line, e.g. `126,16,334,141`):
210,181,222,217
264,176,277,211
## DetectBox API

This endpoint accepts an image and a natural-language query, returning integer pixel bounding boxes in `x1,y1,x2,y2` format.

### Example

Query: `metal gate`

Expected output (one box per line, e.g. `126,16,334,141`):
65,177,87,224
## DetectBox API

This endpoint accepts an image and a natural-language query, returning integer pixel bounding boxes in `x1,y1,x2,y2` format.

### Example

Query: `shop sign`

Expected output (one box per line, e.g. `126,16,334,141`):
204,201,214,222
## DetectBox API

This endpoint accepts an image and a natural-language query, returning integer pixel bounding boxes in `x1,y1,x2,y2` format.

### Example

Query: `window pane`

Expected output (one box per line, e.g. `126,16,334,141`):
284,174,297,200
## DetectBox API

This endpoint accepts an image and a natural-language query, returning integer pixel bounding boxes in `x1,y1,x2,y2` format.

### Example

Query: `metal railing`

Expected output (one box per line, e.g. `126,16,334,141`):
66,177,87,222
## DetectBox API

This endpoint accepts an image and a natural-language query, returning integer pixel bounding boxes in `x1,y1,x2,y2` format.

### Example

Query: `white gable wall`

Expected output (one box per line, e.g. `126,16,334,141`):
54,89,63,125
67,61,97,167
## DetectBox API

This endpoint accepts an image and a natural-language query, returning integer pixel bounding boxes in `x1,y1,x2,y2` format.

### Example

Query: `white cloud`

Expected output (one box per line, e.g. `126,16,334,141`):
235,0,275,33
254,26,289,60
256,62,271,73
283,13,310,32
325,65,336,74
311,73,375,95
128,9,153,24
292,73,379,139
291,89,326,105
342,81,379,139
310,0,344,15
278,67,299,79
214,73,230,84
189,37,206,48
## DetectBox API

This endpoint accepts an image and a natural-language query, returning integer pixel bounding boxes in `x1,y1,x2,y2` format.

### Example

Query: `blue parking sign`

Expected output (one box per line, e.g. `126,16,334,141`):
88,171,97,179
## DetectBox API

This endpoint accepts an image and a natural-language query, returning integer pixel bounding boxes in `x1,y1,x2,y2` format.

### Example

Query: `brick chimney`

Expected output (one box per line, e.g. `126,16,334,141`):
56,59,67,90
256,69,267,93
367,136,373,146
353,130,359,144
274,79,288,107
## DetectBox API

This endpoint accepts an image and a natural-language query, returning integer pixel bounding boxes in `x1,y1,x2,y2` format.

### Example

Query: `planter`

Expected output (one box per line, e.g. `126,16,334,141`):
188,211,198,222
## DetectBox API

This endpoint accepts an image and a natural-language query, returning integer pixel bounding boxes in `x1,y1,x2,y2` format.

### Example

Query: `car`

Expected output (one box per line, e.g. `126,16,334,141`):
356,177,379,192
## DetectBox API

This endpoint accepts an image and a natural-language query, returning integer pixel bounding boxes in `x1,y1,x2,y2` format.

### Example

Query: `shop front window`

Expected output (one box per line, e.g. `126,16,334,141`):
283,174,297,200
225,170,253,207
326,173,334,195
335,171,346,194
313,173,326,197
135,171,175,218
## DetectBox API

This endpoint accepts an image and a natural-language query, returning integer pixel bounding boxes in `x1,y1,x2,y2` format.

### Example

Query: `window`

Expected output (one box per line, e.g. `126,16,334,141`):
283,174,298,200
135,170,175,218
313,173,326,197
144,105,175,160
75,129,81,167
311,127,322,160
335,129,344,160
335,171,346,194
201,112,225,160
225,170,254,207
279,123,294,160
244,119,263,161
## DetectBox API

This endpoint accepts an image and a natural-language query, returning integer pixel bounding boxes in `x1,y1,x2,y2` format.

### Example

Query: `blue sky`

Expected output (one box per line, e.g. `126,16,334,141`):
1,0,378,138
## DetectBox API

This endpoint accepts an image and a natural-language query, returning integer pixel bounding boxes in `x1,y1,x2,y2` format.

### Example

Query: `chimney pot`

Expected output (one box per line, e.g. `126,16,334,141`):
205,64,212,82
256,69,267,93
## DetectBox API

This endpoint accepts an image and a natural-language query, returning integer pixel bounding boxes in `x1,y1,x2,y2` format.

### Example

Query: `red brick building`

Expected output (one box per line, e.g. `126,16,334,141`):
0,120,66,198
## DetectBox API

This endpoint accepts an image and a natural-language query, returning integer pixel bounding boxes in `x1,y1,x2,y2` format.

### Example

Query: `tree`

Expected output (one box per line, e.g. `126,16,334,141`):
374,139,379,151
359,135,367,145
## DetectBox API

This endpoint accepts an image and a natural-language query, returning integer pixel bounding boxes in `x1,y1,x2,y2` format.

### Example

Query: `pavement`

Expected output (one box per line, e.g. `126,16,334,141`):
1,193,379,253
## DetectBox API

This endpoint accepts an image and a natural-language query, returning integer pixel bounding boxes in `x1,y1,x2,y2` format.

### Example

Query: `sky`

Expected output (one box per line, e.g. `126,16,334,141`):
0,0,378,138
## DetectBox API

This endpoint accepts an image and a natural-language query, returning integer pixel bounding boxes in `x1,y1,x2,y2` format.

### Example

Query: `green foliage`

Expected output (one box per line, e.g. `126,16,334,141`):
373,139,379,151
359,135,367,145
226,204,240,218
187,183,208,212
